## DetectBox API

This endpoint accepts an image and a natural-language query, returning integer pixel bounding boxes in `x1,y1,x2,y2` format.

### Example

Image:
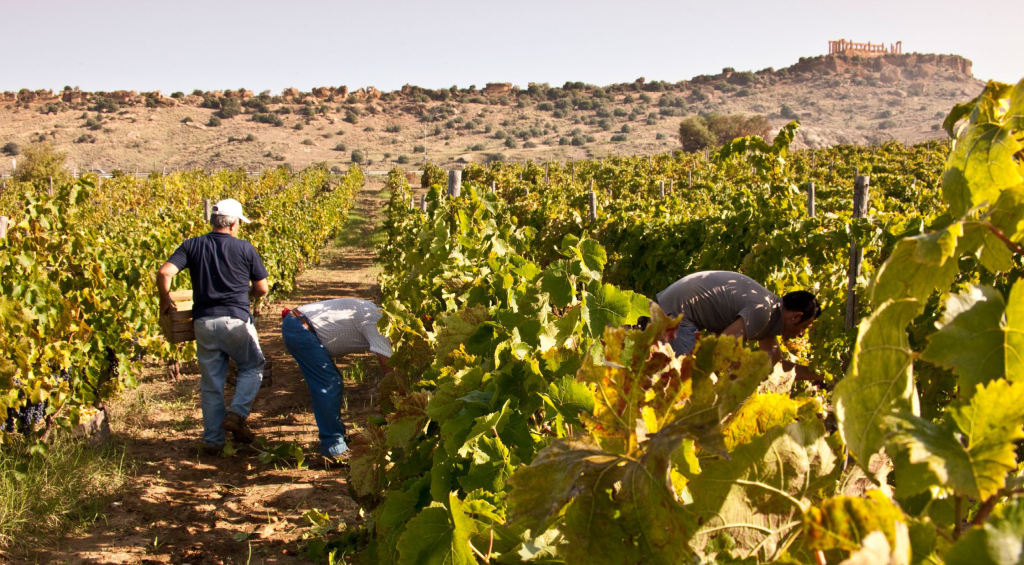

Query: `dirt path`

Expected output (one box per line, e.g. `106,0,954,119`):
33,178,388,565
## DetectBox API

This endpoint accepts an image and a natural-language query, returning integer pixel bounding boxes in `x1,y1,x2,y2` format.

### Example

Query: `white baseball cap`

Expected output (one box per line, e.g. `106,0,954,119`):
211,198,251,223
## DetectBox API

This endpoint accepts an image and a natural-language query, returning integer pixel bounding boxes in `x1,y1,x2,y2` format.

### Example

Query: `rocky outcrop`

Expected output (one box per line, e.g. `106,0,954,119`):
483,83,512,96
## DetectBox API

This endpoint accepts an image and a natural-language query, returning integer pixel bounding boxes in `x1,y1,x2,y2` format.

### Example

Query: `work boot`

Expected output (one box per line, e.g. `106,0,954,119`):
222,411,256,444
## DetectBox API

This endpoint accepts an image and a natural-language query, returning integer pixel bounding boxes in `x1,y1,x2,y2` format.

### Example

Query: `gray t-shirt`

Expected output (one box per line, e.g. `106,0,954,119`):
656,271,782,341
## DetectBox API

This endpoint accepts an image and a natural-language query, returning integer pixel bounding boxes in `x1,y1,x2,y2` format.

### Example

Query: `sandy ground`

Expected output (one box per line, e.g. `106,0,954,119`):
22,178,387,565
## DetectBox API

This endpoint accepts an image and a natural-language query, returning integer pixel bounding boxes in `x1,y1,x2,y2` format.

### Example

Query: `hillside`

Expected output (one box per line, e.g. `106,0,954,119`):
0,52,982,173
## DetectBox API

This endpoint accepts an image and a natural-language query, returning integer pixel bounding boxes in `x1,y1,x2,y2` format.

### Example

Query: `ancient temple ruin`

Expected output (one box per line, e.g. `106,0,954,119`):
828,39,902,57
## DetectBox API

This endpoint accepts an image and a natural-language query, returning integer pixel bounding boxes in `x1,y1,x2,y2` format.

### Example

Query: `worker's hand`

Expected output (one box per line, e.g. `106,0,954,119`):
794,365,824,383
160,295,177,316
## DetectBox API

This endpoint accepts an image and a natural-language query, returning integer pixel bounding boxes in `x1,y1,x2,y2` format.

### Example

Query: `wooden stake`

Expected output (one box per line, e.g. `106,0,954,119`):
203,199,212,222
659,180,665,199
807,182,815,218
448,170,462,197
846,176,870,330
688,170,693,189
420,194,427,211
588,188,597,223
0,216,9,239
490,180,496,193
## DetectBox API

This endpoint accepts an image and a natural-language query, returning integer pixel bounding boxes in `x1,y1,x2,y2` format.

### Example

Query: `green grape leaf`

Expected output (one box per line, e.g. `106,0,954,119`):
901,378,1024,499
942,82,1024,216
871,228,960,305
540,260,574,309
538,305,582,352
379,475,432,532
988,184,1024,244
687,419,841,560
545,375,594,426
386,390,432,450
580,281,649,339
1004,280,1024,380
802,491,905,553
396,494,476,565
458,436,515,493
944,498,1024,565
921,286,1006,398
835,298,922,467
960,221,1014,273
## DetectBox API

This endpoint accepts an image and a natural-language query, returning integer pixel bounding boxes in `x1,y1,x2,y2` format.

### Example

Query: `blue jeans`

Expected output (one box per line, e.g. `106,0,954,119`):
194,316,265,447
669,321,700,356
281,316,348,457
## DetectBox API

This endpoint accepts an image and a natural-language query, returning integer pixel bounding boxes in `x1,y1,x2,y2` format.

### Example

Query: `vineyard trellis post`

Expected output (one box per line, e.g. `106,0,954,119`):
846,176,870,330
448,170,461,198
48,176,53,196
659,181,665,200
490,180,496,193
0,216,9,239
588,179,597,223
420,194,427,212
203,199,212,222
807,182,815,218
669,179,674,194
688,170,693,189
544,163,549,185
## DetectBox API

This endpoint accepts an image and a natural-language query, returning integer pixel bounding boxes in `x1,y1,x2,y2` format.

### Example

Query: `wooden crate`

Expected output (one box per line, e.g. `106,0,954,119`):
159,290,195,344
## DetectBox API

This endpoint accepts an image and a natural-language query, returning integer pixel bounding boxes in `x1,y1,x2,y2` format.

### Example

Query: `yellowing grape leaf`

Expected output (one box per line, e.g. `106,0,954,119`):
687,419,841,560
871,229,960,306
803,491,905,553
888,378,1024,500
835,298,921,467
722,392,817,451
386,390,432,450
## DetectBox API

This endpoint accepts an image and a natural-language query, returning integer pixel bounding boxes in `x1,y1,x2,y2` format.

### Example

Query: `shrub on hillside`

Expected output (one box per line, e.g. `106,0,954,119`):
90,97,119,113
1,142,20,156
13,142,70,186
780,104,799,120
351,149,365,163
705,113,770,142
344,110,359,124
413,145,425,153
678,116,717,151
333,142,347,152
610,134,627,142
216,98,242,119
302,139,314,145
385,124,402,133
252,113,284,126
397,155,410,164
208,116,222,127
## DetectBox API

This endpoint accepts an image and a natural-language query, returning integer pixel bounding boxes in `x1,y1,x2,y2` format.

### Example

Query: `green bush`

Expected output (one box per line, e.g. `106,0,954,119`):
302,138,314,145
293,122,304,130
610,134,627,142
620,124,632,133
1,142,20,156
12,143,71,186
537,102,554,111
74,134,96,144
656,132,667,140
385,124,402,133
677,116,716,151
879,119,898,130
523,141,537,148
344,110,358,124
216,98,242,119
413,145,425,153
705,113,770,142
469,143,486,151
181,116,193,123
207,116,222,127
504,137,518,149
613,107,628,117
333,142,347,152
351,149,365,163
397,155,410,164
90,97,119,113
252,113,284,126
245,134,257,142
780,104,799,119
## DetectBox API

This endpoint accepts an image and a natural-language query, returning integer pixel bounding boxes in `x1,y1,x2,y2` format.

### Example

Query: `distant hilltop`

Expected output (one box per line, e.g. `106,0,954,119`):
0,51,974,110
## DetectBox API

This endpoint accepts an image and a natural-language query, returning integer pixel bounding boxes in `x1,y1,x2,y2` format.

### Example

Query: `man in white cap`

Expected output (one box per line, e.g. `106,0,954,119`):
157,198,269,453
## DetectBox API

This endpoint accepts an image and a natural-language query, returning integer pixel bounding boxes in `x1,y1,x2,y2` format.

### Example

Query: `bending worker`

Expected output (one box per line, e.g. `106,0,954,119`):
656,270,822,381
158,198,268,451
281,298,393,459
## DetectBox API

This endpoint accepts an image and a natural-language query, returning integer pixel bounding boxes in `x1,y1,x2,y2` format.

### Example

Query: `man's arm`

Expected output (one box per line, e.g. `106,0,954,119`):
721,317,746,339
375,353,394,376
250,278,269,299
157,262,180,315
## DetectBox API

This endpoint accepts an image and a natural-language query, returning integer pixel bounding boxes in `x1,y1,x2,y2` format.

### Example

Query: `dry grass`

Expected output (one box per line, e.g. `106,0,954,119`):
0,433,130,556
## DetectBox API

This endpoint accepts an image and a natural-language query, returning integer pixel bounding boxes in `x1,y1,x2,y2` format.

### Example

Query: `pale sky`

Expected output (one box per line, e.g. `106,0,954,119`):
2,0,1020,94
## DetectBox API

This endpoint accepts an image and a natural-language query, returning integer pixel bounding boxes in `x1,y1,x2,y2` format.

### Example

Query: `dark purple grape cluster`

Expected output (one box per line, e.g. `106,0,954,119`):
0,401,48,434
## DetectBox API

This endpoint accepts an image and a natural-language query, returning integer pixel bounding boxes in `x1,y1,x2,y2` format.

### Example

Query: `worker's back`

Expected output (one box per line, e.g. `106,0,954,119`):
656,271,780,340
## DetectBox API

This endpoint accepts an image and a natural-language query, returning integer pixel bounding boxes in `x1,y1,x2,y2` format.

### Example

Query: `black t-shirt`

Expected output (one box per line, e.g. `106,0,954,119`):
167,233,269,323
